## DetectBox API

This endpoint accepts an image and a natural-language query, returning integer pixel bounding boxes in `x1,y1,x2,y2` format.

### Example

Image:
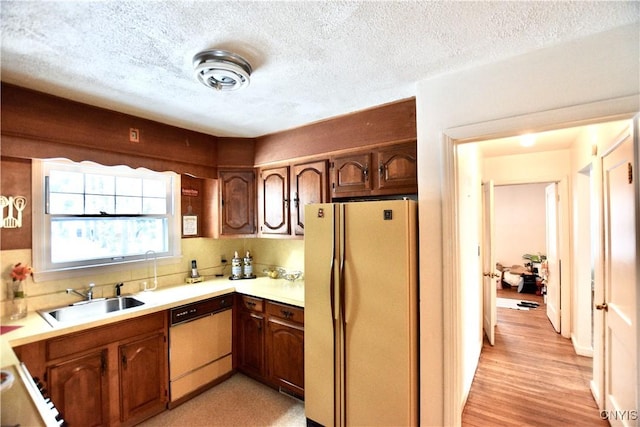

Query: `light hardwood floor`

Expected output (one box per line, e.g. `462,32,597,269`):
462,288,608,426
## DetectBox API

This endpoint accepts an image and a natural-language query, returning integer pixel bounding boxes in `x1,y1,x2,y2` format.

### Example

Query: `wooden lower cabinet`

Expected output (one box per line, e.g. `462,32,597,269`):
15,312,168,427
48,350,109,427
119,332,167,424
235,295,266,379
265,301,304,398
234,295,304,398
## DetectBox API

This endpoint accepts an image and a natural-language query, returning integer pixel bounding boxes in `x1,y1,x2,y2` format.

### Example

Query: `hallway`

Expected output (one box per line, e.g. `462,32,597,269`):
462,289,608,426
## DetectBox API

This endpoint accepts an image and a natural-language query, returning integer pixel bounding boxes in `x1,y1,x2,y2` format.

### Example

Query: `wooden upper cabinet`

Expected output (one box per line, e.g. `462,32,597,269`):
374,142,418,193
291,160,328,236
219,169,256,235
258,166,290,235
258,160,329,237
331,152,373,198
330,141,417,199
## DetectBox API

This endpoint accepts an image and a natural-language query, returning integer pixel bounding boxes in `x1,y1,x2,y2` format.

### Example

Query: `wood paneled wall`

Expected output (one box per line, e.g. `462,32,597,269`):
1,83,219,178
0,157,32,250
0,83,415,250
254,98,416,165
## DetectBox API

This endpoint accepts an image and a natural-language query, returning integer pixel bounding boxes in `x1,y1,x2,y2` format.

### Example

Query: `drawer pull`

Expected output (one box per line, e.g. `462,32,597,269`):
281,310,293,319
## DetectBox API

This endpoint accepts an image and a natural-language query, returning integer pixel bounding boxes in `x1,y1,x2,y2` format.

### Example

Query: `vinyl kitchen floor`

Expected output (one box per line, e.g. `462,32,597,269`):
140,373,305,427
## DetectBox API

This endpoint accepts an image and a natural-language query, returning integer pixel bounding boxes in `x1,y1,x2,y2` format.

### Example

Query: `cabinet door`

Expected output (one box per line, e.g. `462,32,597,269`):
331,152,372,198
48,350,109,427
259,166,290,235
374,143,417,193
219,170,256,235
119,333,167,423
266,318,304,398
291,160,328,236
237,310,265,379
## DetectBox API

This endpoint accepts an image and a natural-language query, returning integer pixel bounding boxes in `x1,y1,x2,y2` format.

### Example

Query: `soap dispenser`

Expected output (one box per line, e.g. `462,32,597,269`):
243,251,254,278
231,251,242,280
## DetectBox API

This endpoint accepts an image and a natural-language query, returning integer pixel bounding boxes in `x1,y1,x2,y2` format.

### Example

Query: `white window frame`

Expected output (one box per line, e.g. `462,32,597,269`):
32,159,182,282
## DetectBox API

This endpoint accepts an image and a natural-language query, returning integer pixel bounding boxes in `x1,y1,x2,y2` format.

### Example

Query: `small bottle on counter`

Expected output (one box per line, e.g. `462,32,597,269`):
243,251,253,278
231,251,242,279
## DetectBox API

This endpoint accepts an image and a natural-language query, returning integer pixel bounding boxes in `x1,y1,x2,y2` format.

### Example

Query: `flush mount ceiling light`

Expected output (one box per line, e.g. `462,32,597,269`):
520,134,536,147
193,49,252,91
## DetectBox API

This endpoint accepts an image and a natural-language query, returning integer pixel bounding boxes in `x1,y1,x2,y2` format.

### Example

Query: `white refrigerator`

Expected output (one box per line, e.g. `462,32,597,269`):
304,200,418,427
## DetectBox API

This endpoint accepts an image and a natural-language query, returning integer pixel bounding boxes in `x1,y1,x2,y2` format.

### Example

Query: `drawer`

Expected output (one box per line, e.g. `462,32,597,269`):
266,301,304,324
240,295,264,312
46,311,165,361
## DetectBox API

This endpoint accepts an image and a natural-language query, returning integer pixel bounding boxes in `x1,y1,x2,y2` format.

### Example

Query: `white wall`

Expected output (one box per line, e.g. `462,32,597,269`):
416,23,639,426
569,121,630,359
493,183,548,267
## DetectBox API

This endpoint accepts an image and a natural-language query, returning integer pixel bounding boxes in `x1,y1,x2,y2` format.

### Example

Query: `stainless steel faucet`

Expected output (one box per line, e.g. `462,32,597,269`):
66,283,96,301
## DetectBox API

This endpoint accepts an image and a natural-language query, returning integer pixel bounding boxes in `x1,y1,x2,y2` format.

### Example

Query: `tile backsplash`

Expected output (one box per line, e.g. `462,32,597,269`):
1,237,304,317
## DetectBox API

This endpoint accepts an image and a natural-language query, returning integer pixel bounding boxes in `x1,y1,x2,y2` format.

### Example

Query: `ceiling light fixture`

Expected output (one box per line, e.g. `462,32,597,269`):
520,134,536,147
193,49,252,92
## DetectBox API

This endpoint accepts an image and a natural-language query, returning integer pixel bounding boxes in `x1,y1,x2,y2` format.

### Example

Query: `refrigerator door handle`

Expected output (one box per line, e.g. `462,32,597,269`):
330,204,337,322
339,203,348,427
339,203,346,323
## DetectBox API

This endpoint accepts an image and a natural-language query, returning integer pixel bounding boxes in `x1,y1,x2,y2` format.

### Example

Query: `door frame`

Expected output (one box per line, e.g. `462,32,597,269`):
440,97,637,426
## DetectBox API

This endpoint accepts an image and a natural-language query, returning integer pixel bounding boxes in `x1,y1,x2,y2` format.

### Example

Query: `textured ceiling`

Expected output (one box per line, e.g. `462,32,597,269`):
1,1,638,138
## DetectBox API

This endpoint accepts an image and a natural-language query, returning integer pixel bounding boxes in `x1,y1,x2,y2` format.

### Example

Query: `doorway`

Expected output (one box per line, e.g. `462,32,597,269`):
450,117,635,425
492,181,550,319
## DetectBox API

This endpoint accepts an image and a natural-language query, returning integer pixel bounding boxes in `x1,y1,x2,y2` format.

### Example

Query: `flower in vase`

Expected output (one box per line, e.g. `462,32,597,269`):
11,263,33,282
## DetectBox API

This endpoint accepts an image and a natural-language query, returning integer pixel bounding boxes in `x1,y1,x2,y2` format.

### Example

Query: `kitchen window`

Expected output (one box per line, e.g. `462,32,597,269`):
32,159,181,281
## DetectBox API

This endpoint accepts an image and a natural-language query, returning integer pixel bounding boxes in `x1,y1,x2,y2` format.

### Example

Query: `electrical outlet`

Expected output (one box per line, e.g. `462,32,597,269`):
129,128,140,143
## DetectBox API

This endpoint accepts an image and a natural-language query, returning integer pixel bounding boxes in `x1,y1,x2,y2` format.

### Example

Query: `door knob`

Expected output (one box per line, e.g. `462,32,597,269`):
595,302,608,311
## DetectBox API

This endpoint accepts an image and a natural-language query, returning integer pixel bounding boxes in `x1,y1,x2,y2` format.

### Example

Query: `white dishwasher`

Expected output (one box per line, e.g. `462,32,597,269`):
169,294,233,405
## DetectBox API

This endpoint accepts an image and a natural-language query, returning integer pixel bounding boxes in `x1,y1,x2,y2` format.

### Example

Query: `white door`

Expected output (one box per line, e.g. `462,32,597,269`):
545,183,561,333
601,128,637,426
482,181,497,345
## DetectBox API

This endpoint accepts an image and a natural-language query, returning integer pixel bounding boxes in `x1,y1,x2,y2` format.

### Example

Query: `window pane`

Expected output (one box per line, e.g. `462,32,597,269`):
49,171,83,193
85,174,115,195
116,196,142,214
144,179,166,197
116,176,142,197
85,195,114,214
143,198,167,214
51,217,168,263
49,193,84,214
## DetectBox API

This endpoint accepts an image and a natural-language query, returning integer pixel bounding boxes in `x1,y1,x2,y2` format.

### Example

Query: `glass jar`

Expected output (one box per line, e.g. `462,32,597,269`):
10,280,27,320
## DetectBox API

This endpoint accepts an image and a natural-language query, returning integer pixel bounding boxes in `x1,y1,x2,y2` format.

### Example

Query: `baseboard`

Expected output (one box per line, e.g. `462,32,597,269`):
571,333,594,357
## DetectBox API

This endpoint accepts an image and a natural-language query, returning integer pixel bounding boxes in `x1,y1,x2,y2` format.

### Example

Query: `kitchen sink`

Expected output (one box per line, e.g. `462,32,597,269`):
39,296,145,326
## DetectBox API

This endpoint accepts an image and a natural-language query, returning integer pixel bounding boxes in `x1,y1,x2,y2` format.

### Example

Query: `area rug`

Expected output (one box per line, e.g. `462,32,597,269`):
496,297,539,310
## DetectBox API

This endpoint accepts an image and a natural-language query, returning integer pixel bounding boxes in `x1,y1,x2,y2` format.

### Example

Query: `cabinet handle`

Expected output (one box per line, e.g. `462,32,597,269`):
121,353,127,369
281,309,293,319
293,192,299,208
363,166,369,181
283,198,289,208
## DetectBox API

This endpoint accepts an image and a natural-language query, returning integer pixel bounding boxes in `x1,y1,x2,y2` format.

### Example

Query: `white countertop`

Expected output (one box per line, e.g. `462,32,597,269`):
0,275,303,426
2,275,303,352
